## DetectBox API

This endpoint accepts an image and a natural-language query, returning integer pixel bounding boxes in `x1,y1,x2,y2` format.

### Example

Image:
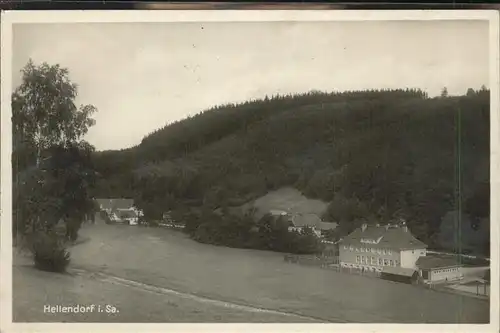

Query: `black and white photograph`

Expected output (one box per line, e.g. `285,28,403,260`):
1,9,498,331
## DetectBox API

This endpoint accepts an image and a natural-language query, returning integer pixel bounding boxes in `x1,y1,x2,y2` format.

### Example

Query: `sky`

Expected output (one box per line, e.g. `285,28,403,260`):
12,20,490,151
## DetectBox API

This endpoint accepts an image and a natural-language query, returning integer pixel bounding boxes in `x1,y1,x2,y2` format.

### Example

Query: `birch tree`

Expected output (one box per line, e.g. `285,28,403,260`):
12,59,96,166
13,59,98,239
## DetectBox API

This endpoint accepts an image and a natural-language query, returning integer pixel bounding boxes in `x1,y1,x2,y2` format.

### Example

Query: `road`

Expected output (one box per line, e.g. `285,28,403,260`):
13,223,490,323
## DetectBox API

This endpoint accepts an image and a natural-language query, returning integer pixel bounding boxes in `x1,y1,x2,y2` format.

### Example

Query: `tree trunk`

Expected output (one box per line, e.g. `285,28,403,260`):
34,131,41,234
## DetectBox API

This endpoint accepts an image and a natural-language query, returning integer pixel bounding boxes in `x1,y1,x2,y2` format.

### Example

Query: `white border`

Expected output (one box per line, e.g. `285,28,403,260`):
1,9,499,333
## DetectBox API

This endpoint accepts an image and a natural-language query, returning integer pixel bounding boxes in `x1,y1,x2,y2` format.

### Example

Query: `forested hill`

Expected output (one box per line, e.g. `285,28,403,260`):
92,88,490,255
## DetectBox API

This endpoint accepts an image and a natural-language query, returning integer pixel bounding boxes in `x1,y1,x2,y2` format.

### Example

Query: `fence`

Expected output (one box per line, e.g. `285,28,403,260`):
284,254,382,278
284,254,338,266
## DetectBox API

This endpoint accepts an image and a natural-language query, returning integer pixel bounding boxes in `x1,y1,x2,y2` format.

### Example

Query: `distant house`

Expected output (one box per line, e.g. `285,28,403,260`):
338,223,428,273
115,208,139,225
416,256,463,283
95,198,143,224
262,211,337,238
289,213,337,238
96,198,134,212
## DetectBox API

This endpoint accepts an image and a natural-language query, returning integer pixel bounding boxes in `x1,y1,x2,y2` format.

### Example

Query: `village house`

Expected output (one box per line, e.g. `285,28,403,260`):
416,256,464,283
267,210,337,238
338,223,428,274
95,198,143,224
289,213,337,237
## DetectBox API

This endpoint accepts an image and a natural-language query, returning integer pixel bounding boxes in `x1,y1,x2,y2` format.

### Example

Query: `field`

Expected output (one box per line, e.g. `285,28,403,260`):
13,223,490,323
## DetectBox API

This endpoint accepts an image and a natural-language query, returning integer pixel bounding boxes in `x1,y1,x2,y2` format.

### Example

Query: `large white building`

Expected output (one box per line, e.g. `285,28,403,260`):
338,223,465,284
338,223,427,273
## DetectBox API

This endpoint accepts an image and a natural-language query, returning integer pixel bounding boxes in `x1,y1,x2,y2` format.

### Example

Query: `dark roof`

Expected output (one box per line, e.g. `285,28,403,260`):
292,213,321,227
96,198,134,210
416,256,462,270
115,209,138,219
339,224,427,250
291,213,338,230
319,221,337,231
382,266,417,277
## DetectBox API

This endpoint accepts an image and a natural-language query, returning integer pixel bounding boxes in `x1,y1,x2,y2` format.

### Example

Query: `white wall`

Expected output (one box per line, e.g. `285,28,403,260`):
400,248,426,269
430,267,463,282
288,226,322,238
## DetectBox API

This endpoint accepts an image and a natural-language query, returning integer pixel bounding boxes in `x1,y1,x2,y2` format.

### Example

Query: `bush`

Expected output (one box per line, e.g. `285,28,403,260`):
32,231,70,273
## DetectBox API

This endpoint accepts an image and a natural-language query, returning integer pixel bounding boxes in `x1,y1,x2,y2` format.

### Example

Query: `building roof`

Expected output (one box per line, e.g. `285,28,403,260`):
96,198,134,210
382,266,417,277
339,224,427,250
318,221,337,231
291,213,321,227
416,256,462,270
115,209,138,219
291,213,338,230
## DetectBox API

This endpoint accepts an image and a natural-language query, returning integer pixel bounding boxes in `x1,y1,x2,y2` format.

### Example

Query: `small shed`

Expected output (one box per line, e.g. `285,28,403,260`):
416,256,463,283
381,266,418,284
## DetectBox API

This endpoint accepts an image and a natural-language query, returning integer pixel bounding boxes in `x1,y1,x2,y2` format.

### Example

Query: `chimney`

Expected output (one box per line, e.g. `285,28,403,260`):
361,223,368,232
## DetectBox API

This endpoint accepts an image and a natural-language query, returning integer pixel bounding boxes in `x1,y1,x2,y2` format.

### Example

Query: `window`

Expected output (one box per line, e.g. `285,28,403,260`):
356,255,360,263
371,248,376,253
382,249,386,255
389,260,393,266
378,258,382,265
377,249,381,254
387,249,392,255
371,257,376,265
384,259,389,266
